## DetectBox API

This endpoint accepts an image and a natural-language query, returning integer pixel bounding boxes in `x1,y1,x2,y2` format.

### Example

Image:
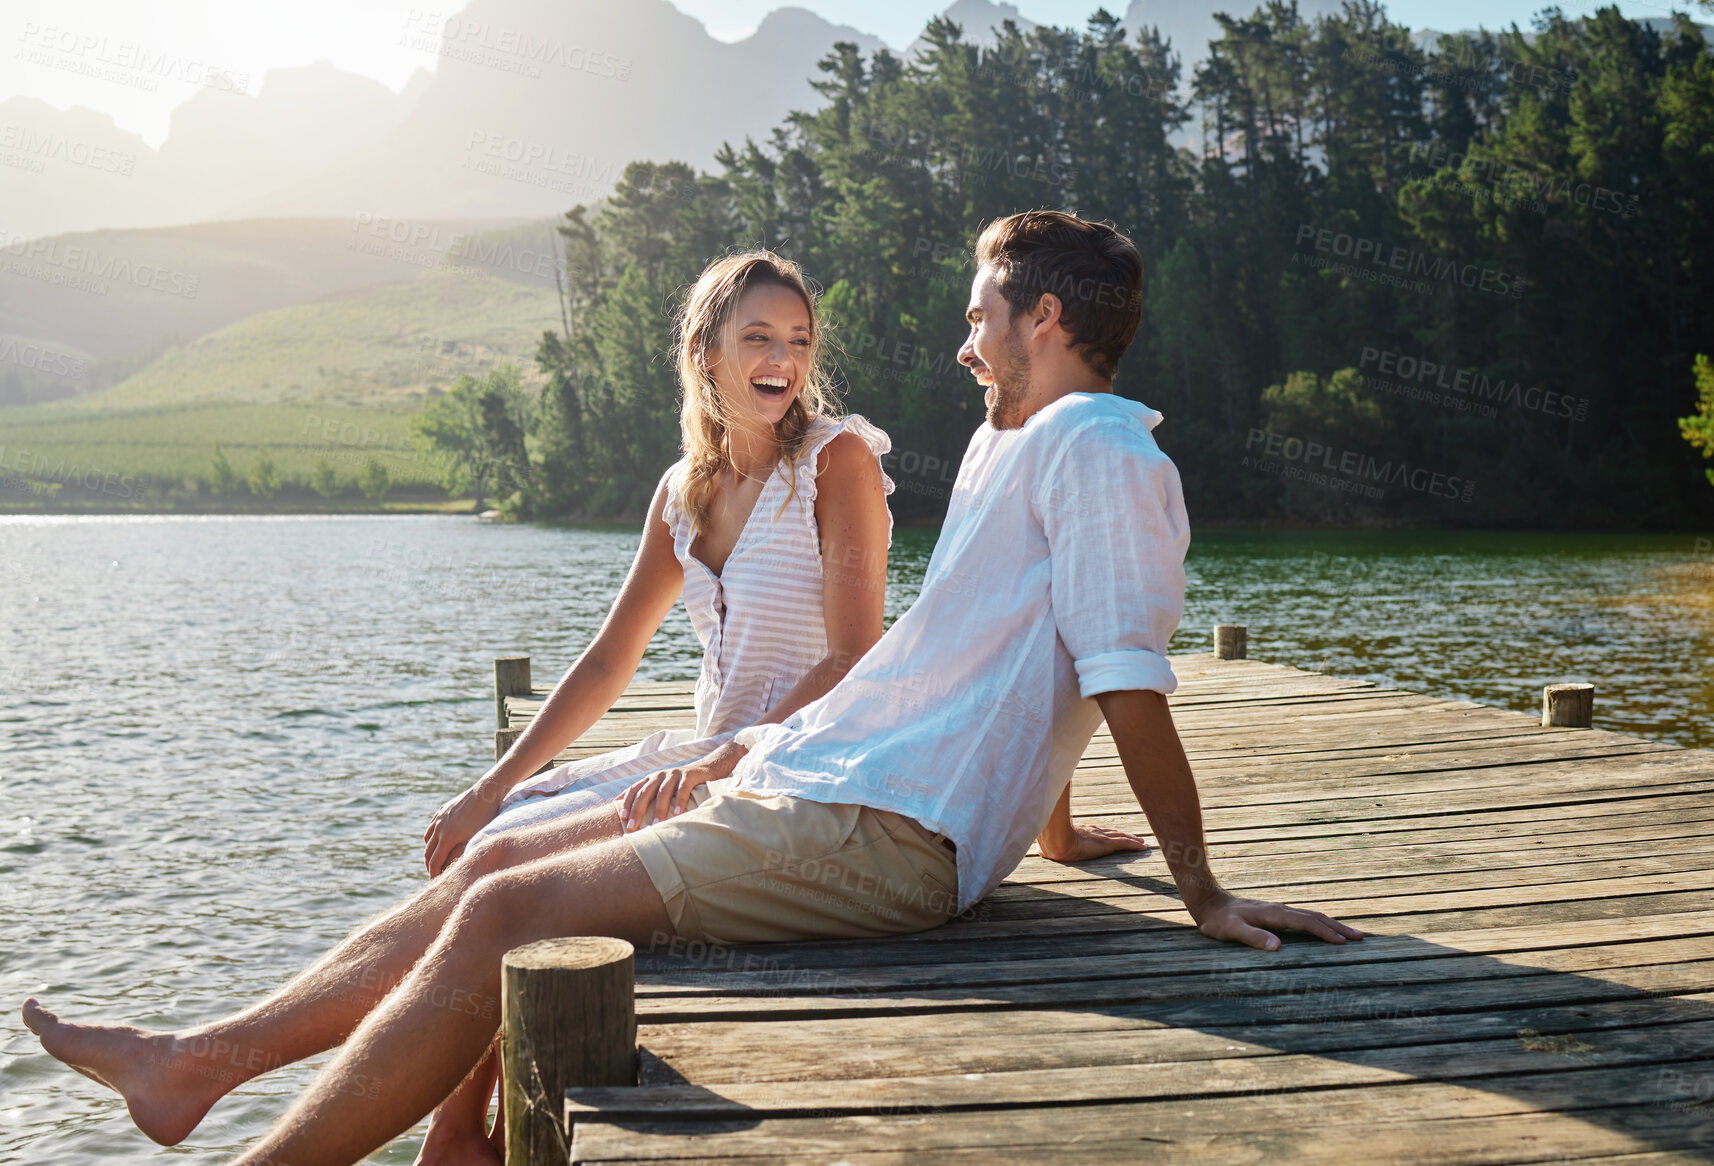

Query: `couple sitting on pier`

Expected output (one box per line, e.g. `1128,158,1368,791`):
24,210,1363,1166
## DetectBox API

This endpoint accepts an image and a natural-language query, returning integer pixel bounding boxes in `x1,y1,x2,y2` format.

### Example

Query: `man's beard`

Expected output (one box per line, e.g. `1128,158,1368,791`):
984,330,1032,429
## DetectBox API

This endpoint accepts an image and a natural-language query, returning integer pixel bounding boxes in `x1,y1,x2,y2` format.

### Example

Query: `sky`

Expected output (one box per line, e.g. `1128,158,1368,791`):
2,0,1702,148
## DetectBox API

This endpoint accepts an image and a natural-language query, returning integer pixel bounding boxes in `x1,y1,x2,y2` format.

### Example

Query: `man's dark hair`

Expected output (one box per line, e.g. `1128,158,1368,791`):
973,211,1144,379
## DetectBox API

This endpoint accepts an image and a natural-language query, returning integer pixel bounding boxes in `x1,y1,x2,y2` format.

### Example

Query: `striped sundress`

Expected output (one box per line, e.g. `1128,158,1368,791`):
469,413,896,840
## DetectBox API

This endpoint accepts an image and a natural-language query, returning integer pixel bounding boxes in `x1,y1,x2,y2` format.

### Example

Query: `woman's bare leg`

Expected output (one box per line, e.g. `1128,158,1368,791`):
231,833,672,1166
21,802,623,1147
416,799,612,1164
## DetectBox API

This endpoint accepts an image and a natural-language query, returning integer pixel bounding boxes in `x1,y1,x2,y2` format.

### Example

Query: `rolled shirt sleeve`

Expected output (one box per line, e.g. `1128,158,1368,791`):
1034,414,1190,699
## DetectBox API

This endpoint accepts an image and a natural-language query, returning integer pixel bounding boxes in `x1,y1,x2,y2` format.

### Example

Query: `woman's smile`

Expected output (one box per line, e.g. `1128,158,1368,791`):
750,373,791,399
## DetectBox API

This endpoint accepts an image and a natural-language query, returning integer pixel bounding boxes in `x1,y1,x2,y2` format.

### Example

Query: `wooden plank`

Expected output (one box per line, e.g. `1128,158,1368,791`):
1133,745,1698,795
570,1017,1714,1121
632,933,1714,1001
962,869,1714,931
1011,820,1714,879
637,957,1714,1022
1095,790,1714,844
573,1117,1714,1165
635,992,1714,1084
568,1059,1714,1159
1006,836,1714,897
636,909,1714,977
1068,770,1714,820
780,887,1714,951
973,851,1714,912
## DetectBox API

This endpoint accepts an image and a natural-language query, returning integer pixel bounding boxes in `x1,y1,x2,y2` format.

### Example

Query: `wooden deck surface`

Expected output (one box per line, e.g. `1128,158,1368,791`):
502,656,1714,1164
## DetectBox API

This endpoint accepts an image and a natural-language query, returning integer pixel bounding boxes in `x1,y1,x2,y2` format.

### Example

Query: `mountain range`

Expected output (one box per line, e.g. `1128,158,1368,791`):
5,0,1366,242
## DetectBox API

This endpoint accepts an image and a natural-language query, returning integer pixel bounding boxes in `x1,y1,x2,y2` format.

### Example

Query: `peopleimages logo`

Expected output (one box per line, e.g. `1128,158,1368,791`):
1293,224,1526,299
858,118,1075,188
0,234,199,298
0,338,84,379
399,11,632,80
1243,428,1476,503
0,124,137,175
1400,142,1639,218
1359,346,1590,422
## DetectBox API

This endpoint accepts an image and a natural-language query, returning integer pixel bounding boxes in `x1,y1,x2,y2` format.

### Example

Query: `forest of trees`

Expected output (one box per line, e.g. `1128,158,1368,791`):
426,2,1714,528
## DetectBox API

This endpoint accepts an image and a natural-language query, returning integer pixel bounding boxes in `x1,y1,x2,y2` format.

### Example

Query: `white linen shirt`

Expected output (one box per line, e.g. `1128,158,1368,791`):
731,391,1190,912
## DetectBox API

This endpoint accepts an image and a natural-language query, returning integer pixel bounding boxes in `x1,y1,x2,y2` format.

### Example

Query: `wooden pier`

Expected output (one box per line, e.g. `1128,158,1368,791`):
492,649,1714,1164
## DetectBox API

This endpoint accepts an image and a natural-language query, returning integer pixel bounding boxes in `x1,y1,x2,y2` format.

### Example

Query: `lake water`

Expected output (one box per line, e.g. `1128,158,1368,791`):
1,516,1709,1163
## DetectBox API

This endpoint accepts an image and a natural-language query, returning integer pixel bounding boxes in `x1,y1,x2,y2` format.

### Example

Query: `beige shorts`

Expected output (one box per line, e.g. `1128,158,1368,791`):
624,790,959,945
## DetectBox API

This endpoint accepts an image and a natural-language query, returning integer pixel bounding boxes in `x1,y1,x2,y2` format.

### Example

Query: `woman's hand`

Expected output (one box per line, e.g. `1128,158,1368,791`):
617,743,747,832
423,779,506,877
1038,822,1151,864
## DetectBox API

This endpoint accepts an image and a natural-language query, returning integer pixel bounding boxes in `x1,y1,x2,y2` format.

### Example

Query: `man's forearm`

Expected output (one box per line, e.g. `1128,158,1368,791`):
1093,688,1227,916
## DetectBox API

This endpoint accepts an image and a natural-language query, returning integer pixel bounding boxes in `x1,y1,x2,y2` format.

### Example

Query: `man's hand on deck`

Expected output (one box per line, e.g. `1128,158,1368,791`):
1037,782,1150,863
1191,890,1365,951
1039,822,1151,864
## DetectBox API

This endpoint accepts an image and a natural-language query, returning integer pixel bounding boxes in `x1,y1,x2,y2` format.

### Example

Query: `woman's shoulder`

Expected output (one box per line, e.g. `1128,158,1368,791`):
813,429,885,495
772,413,896,549
805,413,893,470
794,413,895,517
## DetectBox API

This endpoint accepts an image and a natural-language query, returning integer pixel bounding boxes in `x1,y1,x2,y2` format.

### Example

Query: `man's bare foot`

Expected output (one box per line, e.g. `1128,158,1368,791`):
22,998,231,1146
411,1106,503,1166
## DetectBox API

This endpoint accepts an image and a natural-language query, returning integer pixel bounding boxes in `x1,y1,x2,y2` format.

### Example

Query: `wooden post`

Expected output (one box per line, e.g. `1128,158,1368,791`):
1543,683,1594,728
495,655,531,730
495,726,523,761
1214,625,1247,660
502,937,636,1166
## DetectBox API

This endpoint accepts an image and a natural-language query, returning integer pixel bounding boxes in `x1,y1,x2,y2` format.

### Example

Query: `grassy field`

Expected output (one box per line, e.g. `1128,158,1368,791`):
0,401,437,493
0,268,564,505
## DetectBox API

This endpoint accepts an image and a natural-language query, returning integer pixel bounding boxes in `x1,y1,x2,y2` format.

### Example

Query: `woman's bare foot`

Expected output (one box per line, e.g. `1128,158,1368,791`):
22,998,234,1146
411,1105,503,1166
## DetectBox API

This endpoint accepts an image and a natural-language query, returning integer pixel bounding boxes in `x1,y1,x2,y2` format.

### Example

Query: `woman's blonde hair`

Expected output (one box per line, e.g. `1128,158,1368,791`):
674,249,841,535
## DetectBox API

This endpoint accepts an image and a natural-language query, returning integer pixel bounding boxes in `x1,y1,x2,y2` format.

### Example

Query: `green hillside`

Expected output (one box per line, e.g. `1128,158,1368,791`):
0,269,563,504
0,215,560,407
59,269,559,410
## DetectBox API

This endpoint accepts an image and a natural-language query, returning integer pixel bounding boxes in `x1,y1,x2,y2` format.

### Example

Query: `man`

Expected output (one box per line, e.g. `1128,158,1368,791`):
24,211,1360,1166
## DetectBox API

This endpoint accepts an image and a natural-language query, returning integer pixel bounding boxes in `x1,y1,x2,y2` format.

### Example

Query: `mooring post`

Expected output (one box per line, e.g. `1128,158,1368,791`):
1543,683,1594,728
1214,625,1247,660
494,655,531,731
502,937,636,1166
495,726,523,761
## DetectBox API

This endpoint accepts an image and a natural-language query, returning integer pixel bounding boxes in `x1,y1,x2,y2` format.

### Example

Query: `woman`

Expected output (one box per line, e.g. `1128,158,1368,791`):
424,251,895,871
413,250,1149,1163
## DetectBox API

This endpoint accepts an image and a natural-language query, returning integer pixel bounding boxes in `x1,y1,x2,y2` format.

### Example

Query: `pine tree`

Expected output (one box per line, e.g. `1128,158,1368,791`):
248,452,281,499
1679,354,1714,486
209,446,238,497
310,459,341,499
359,459,391,503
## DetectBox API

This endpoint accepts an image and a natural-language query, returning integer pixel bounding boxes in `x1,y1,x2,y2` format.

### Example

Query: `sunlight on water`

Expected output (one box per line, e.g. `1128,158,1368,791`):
0,516,1707,1161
